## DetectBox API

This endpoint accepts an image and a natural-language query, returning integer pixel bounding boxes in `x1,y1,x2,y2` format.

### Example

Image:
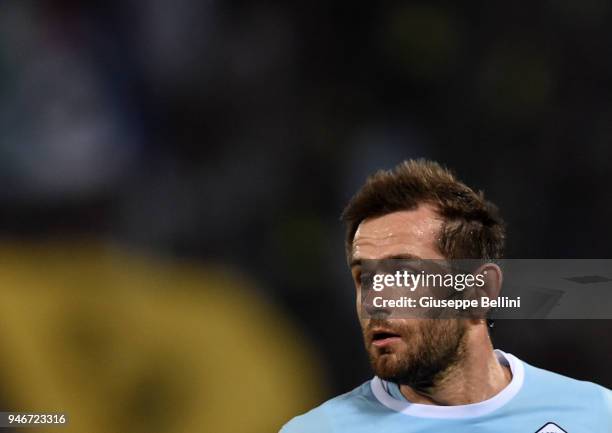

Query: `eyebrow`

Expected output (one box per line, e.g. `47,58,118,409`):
350,253,423,268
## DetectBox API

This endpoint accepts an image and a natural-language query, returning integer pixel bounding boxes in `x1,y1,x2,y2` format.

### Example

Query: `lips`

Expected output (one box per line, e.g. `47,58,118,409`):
370,328,402,347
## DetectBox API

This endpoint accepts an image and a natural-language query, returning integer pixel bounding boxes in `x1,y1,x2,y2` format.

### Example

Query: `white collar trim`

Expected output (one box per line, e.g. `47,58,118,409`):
370,350,524,419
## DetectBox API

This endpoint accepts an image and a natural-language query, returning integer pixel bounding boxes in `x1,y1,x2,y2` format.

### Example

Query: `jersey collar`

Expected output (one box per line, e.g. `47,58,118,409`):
371,350,524,419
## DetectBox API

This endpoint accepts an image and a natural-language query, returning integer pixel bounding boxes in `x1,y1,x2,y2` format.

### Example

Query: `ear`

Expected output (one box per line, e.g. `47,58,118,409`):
474,262,503,301
474,263,504,319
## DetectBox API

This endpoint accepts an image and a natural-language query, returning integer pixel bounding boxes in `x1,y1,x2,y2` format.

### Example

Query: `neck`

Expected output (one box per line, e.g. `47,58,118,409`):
399,325,512,406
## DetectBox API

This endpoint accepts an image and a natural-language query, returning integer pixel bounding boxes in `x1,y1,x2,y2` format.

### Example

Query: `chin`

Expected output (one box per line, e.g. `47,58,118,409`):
371,352,407,378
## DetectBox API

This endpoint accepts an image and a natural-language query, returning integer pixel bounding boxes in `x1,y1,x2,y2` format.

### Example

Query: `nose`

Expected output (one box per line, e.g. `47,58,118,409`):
362,288,392,319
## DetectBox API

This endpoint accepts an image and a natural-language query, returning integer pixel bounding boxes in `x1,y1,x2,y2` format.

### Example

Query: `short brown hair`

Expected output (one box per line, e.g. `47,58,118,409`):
341,159,505,261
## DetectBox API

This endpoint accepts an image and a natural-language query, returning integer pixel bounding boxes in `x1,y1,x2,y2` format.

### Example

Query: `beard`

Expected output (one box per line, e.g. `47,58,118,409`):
363,318,467,390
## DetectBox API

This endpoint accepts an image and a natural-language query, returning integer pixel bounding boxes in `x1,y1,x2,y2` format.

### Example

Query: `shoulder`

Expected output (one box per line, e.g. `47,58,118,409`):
521,358,612,419
523,359,610,395
279,380,382,433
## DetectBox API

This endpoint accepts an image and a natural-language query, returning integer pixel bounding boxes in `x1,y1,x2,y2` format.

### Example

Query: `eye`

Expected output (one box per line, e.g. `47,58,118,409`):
359,271,375,288
360,271,370,281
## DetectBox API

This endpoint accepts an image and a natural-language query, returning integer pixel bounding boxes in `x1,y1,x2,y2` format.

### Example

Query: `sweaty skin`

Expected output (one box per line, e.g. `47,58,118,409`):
351,204,511,406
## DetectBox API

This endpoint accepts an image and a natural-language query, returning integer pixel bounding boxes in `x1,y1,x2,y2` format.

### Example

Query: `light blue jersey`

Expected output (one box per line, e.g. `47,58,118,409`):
281,351,612,432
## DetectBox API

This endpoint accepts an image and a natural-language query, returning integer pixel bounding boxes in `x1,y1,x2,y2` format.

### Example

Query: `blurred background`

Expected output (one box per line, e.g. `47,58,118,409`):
1,0,611,432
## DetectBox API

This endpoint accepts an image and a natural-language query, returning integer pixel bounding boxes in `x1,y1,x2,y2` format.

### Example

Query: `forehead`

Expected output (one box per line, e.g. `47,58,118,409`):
352,205,445,261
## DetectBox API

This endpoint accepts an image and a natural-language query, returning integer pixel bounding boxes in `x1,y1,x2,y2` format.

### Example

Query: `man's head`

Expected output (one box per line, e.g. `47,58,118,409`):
341,159,505,389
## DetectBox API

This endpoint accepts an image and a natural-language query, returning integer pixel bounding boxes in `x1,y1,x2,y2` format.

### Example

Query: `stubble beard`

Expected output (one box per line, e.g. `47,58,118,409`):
365,319,467,390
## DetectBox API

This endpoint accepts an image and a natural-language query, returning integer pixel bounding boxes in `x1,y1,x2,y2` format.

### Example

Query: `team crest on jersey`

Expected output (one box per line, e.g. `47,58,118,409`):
534,422,567,433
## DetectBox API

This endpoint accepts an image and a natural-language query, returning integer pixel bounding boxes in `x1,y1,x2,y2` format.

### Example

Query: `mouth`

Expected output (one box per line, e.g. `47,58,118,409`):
370,328,402,348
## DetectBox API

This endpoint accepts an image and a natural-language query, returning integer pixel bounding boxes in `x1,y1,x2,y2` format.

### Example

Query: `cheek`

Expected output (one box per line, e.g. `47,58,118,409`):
355,288,365,319
358,316,369,331
393,319,422,338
